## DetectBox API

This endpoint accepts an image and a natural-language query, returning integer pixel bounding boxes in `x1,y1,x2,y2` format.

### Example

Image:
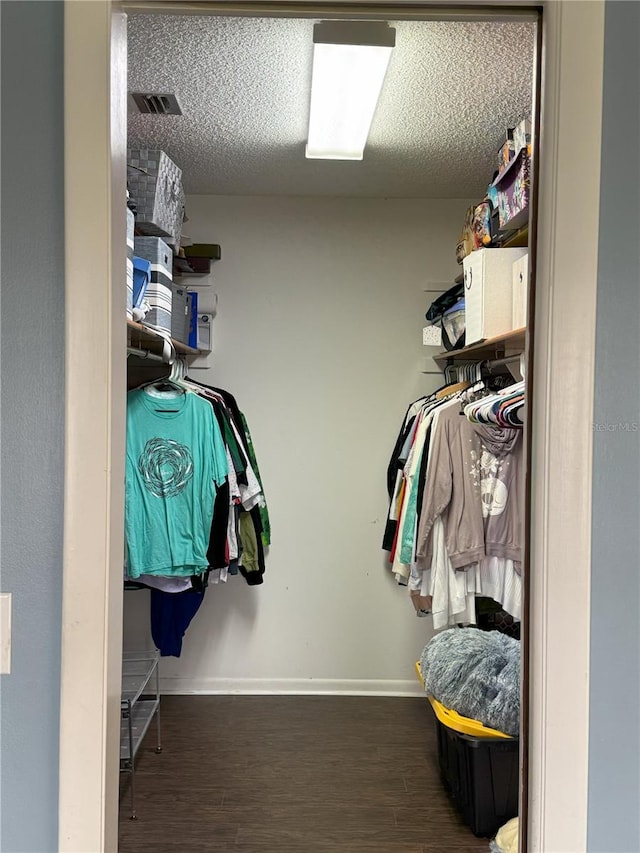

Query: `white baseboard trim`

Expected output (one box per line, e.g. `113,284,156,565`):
160,676,424,698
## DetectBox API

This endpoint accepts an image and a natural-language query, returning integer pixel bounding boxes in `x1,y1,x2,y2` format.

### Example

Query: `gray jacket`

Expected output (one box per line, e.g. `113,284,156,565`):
416,403,523,570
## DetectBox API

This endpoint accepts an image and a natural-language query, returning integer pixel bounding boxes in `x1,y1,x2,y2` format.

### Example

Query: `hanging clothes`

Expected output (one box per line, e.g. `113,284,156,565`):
464,381,525,428
184,377,269,585
416,406,523,569
383,376,524,629
125,374,271,655
150,587,206,657
125,387,228,579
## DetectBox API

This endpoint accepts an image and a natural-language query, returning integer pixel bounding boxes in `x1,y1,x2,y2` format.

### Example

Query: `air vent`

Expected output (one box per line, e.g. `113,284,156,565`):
130,92,182,116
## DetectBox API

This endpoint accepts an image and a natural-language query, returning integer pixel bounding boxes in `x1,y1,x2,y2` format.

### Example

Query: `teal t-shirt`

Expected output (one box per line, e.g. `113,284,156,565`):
125,388,228,578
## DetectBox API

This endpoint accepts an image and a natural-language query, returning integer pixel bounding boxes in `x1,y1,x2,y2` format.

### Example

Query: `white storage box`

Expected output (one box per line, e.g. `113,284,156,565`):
463,248,527,344
512,253,530,329
134,237,173,335
197,313,213,352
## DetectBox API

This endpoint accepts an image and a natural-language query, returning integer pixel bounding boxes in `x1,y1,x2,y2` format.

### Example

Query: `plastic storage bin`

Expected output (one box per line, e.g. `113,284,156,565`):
441,298,466,351
431,703,519,837
427,695,512,740
415,664,519,837
132,257,151,310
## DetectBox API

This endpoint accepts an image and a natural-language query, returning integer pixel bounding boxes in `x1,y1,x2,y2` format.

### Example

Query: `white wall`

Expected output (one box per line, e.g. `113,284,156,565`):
124,194,471,695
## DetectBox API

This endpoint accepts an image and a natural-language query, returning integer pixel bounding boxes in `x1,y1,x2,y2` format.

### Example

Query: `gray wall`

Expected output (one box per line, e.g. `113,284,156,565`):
0,2,65,851
588,2,640,852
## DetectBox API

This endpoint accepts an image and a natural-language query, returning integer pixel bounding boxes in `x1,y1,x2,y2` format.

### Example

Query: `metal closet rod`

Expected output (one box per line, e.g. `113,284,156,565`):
484,354,522,370
122,1,539,23
127,346,166,363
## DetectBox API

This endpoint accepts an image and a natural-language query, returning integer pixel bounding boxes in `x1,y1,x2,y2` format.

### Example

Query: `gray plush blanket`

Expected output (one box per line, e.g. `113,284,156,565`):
419,628,520,736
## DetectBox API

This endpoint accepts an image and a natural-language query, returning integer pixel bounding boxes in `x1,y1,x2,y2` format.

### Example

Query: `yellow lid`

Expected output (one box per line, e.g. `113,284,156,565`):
415,661,513,740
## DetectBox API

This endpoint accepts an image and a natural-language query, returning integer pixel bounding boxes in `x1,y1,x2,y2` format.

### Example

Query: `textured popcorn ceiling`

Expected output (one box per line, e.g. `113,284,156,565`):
127,15,535,198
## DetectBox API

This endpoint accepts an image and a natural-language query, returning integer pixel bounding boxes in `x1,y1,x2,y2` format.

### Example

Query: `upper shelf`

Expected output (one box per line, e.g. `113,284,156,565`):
173,257,211,277
173,243,222,278
432,327,526,368
127,320,199,357
497,222,529,249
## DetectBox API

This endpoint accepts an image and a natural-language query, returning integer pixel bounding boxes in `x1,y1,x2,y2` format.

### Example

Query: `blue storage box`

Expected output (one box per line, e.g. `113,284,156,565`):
132,257,151,309
187,291,198,349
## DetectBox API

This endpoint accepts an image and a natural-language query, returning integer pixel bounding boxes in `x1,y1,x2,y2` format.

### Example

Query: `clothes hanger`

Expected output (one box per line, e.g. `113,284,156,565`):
140,353,190,412
152,362,189,412
443,362,460,383
436,379,472,399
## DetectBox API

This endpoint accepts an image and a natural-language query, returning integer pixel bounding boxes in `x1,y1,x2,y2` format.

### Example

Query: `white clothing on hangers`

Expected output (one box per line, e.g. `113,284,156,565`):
208,567,229,584
476,557,522,621
134,574,193,593
421,516,476,630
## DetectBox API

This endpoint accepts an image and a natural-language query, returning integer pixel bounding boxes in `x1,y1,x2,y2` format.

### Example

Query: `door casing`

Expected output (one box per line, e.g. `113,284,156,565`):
60,2,604,851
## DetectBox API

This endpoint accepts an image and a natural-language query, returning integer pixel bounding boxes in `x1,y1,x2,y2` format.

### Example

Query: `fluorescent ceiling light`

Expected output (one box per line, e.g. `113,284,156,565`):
306,22,396,161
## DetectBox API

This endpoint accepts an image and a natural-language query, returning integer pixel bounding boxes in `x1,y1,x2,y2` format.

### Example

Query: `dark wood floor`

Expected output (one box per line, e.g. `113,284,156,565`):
119,695,489,853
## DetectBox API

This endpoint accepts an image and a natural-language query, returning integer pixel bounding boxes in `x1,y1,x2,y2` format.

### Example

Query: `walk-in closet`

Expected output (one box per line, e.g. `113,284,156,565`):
119,7,538,851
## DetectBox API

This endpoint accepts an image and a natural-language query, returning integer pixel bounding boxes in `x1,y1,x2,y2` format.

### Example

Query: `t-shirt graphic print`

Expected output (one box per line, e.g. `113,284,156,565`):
138,437,194,498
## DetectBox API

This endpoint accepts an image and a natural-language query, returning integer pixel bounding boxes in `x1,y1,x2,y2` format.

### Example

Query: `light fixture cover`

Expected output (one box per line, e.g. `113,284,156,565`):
306,22,396,161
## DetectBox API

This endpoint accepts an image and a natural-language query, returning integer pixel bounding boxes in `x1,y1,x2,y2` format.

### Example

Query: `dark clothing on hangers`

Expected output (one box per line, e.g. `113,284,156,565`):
186,377,270,576
186,377,248,450
382,411,418,551
238,507,265,585
207,478,230,570
150,587,206,657
415,423,433,522
386,410,416,499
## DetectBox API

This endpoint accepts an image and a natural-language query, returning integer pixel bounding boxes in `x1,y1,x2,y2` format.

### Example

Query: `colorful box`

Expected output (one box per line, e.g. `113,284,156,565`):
493,148,531,231
513,117,531,155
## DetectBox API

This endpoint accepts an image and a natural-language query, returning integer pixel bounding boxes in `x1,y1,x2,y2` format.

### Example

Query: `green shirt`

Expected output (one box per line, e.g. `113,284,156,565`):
125,388,228,577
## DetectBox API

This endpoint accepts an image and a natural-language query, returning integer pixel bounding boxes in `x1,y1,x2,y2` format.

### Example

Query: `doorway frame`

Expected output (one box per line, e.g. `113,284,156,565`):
60,2,604,851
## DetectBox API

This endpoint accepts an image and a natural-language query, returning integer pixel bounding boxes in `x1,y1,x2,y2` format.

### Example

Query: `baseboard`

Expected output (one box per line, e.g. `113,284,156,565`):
159,676,424,697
